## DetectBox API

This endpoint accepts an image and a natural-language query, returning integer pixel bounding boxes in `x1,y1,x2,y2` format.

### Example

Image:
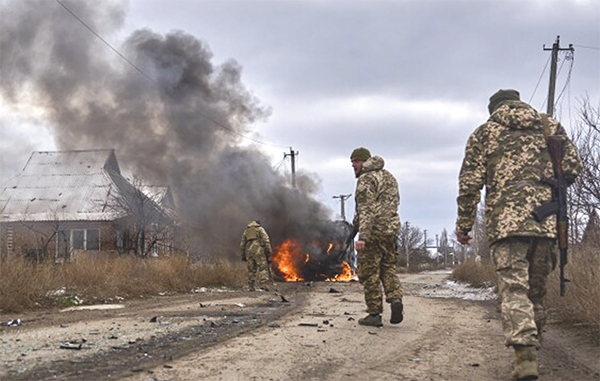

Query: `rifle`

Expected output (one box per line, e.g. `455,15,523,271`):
532,135,569,296
339,227,358,260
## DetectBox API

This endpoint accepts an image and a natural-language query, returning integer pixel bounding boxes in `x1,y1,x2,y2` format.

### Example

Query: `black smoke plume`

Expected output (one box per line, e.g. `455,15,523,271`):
0,0,334,258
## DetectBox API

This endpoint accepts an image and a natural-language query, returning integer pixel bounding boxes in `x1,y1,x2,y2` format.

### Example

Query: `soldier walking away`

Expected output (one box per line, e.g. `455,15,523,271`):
240,220,273,292
350,147,404,327
456,89,582,380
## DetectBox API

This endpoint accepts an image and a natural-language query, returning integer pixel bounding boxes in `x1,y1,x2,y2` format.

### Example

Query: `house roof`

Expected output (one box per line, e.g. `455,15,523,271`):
141,185,176,209
1,150,137,222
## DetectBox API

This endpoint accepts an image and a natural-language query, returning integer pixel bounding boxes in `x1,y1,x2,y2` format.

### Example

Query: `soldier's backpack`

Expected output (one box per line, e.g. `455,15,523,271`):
245,226,259,240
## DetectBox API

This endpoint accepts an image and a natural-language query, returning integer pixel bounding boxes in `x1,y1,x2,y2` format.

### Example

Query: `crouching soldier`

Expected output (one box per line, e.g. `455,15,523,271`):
240,220,273,291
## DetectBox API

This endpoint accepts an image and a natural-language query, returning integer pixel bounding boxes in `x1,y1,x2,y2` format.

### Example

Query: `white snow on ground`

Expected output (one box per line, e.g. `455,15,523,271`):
409,270,497,301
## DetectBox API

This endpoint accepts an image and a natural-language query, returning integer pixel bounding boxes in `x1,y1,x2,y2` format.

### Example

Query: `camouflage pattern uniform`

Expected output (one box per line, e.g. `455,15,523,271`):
239,221,272,291
353,155,404,315
457,98,582,349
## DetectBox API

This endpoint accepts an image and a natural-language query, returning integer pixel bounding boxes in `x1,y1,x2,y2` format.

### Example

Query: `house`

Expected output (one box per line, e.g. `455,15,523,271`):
0,149,178,260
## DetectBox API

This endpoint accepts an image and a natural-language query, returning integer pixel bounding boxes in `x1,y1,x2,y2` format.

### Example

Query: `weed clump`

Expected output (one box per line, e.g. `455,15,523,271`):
0,253,247,313
451,256,496,288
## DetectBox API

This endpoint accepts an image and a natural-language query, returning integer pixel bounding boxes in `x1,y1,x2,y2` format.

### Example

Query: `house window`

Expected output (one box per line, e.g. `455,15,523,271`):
72,230,85,250
69,229,100,251
87,229,100,250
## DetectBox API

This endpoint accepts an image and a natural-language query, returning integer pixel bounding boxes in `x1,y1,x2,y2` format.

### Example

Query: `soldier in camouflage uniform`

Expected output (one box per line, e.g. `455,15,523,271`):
351,147,404,327
240,220,273,292
456,89,582,380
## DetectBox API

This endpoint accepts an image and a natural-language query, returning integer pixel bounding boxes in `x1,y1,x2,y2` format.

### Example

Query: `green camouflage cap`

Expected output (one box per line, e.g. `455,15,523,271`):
350,147,371,161
488,89,520,114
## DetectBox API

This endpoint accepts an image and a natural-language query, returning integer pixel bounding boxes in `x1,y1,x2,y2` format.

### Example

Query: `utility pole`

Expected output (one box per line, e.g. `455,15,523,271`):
332,194,352,221
284,147,298,188
436,234,439,266
405,222,410,270
423,229,427,249
543,36,574,117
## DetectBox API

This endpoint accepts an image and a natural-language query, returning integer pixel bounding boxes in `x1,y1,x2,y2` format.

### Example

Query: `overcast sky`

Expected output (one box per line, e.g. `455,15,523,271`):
1,0,599,244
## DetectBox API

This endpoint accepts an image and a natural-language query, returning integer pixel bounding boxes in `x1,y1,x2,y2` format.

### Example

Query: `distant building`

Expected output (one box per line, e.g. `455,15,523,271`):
0,149,178,260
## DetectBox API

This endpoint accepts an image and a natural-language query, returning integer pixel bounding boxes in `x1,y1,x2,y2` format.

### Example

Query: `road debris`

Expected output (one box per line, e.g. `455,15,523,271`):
1,319,21,327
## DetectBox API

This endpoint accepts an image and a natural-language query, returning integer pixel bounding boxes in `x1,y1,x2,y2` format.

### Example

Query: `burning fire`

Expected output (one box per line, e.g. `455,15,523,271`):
272,239,304,281
273,238,356,282
325,261,356,282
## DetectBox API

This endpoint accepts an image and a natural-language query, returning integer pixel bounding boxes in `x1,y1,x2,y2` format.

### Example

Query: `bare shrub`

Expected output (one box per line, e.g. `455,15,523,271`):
0,253,248,313
0,257,62,312
546,242,600,329
451,256,496,288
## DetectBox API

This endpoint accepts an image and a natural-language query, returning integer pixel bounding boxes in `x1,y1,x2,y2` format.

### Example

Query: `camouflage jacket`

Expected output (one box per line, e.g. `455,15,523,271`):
456,101,582,243
239,221,272,259
352,155,401,242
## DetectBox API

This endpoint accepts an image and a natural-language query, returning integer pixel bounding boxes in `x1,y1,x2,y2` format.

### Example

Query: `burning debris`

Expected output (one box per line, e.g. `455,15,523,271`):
271,221,357,282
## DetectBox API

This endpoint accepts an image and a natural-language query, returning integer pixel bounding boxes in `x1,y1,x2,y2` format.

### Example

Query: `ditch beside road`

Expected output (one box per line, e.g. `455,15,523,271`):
1,271,598,380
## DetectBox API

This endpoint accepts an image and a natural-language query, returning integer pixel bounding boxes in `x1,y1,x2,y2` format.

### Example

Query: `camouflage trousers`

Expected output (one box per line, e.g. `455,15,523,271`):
245,240,271,291
357,234,404,315
490,236,555,349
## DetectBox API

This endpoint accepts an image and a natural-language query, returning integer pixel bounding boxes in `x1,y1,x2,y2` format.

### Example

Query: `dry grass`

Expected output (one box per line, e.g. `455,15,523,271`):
451,256,497,288
452,242,600,330
546,242,600,329
0,252,247,313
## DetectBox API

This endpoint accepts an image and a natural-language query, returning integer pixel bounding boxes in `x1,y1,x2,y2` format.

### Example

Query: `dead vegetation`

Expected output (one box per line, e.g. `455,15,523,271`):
546,242,600,328
0,253,247,313
452,242,600,330
450,256,496,288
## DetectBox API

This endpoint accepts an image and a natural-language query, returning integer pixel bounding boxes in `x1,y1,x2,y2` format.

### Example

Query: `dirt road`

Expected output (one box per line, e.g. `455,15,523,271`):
1,271,598,380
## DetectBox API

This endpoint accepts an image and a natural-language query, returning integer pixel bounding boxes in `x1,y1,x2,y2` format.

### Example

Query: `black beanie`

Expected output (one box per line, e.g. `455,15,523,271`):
488,89,520,114
350,147,371,161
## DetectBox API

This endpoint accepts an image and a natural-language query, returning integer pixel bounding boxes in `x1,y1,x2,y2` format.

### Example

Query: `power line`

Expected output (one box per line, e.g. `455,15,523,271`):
529,54,551,104
55,0,158,86
573,44,600,51
54,0,288,149
272,157,286,171
555,51,575,107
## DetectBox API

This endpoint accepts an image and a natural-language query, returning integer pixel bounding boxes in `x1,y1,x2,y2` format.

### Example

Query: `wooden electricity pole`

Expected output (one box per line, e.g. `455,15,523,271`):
405,222,410,270
544,36,574,117
333,194,352,221
284,147,298,188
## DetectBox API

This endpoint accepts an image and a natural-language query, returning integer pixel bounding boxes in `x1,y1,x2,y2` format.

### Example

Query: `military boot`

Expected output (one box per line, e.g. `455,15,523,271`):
390,298,404,324
358,314,383,327
511,345,539,380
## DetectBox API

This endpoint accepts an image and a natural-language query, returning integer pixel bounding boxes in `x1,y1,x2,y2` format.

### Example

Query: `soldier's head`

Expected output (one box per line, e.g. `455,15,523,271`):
488,89,520,114
350,147,371,177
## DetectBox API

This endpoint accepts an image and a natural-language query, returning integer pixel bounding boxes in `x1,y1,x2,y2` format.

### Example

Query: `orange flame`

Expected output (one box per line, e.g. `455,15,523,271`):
327,242,333,254
326,261,356,282
273,239,304,281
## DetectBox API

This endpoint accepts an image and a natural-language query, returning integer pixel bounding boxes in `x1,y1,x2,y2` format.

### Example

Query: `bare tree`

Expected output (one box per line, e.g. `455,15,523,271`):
438,228,454,266
568,96,600,241
472,202,490,261
397,222,436,269
8,210,65,262
105,175,176,256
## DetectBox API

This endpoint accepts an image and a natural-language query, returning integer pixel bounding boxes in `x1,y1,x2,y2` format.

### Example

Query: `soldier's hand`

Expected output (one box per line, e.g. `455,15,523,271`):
456,230,471,245
355,240,366,251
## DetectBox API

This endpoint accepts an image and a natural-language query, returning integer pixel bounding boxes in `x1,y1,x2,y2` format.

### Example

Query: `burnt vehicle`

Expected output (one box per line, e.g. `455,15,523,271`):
271,220,356,282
